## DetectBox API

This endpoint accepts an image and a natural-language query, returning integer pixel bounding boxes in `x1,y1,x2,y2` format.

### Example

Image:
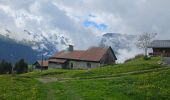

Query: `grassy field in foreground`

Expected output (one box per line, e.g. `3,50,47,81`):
49,68,170,100
0,75,47,100
0,56,170,100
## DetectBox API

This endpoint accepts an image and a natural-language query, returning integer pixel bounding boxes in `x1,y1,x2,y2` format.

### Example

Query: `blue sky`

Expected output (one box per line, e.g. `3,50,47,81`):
83,20,107,31
83,14,107,31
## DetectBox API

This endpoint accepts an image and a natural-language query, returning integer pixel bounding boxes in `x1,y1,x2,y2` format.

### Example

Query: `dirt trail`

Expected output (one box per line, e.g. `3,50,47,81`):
47,85,56,100
63,82,83,100
35,77,58,83
79,66,170,80
36,66,170,83
35,77,58,100
36,77,82,100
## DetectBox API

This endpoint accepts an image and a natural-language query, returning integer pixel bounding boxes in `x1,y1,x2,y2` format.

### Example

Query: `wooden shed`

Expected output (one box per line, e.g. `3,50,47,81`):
33,60,48,70
148,40,170,57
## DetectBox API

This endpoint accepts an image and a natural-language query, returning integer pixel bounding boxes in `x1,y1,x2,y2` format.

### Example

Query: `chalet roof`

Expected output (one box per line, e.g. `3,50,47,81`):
80,47,108,61
148,40,170,48
50,47,117,62
51,50,85,60
33,60,48,67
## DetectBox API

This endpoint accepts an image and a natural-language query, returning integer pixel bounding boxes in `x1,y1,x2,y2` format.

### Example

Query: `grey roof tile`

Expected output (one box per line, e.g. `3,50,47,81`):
148,40,170,48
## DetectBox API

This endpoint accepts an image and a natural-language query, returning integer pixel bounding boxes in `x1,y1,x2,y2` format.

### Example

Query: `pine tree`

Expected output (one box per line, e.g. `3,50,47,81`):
14,59,28,74
0,60,12,74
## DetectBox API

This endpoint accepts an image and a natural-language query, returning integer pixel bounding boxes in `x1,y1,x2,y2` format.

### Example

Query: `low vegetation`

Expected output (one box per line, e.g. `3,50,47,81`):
0,56,170,100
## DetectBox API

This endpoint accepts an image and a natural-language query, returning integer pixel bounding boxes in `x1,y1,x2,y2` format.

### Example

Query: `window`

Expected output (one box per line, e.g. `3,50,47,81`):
87,63,91,68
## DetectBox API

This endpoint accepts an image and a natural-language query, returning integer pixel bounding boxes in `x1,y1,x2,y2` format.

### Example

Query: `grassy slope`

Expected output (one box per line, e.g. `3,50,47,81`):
50,68,170,100
1,56,170,100
44,57,170,100
24,57,165,78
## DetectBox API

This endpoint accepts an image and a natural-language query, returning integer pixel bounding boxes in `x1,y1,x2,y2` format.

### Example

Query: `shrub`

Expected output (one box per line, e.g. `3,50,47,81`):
143,55,151,60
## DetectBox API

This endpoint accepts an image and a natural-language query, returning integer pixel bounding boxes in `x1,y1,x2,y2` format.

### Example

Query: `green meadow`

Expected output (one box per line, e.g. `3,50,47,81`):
0,56,170,100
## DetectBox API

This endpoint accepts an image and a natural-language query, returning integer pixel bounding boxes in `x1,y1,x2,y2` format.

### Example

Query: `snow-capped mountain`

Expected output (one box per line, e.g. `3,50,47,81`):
99,33,141,63
22,30,72,56
0,28,72,63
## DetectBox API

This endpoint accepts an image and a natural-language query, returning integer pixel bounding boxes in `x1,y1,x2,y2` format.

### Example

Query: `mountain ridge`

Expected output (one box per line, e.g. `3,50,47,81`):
0,28,71,63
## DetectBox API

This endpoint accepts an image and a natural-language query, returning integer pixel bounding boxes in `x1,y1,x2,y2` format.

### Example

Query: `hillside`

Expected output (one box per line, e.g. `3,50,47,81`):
0,35,38,63
0,56,170,100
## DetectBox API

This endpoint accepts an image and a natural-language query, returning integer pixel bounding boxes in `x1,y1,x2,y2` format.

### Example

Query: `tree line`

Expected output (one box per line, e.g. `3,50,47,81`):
0,59,28,74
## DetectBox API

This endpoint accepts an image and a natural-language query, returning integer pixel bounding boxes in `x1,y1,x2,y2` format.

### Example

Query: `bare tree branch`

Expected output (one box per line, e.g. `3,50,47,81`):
136,32,157,56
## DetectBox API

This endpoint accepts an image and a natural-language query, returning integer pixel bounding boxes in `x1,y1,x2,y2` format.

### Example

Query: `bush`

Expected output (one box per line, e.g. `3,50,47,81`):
143,55,151,60
14,59,28,74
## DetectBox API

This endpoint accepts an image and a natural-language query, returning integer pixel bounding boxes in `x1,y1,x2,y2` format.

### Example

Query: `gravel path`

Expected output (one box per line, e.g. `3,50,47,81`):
35,77,58,83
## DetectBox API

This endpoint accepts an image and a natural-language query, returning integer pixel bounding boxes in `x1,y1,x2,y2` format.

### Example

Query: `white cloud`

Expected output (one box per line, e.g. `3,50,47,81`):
117,48,143,63
0,0,170,61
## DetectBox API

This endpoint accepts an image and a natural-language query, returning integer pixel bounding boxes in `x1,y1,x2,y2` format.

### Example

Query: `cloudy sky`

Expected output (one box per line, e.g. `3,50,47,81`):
0,0,170,49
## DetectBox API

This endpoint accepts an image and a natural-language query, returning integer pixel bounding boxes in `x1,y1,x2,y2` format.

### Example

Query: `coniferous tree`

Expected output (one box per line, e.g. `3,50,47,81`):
14,59,28,74
0,60,12,74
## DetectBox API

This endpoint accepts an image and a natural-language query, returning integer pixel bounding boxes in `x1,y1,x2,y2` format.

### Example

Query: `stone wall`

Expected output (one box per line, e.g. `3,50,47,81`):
68,61,100,69
48,63,62,69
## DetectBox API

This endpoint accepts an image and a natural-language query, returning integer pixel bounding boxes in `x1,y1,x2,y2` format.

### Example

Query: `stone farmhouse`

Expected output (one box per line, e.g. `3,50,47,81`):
47,45,117,69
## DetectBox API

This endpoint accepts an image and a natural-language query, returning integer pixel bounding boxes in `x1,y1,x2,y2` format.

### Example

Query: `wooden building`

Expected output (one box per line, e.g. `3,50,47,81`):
48,45,117,69
148,40,170,57
33,60,48,70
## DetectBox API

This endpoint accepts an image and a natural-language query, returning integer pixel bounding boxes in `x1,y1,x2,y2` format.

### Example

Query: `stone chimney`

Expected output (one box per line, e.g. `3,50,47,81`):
68,45,74,51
